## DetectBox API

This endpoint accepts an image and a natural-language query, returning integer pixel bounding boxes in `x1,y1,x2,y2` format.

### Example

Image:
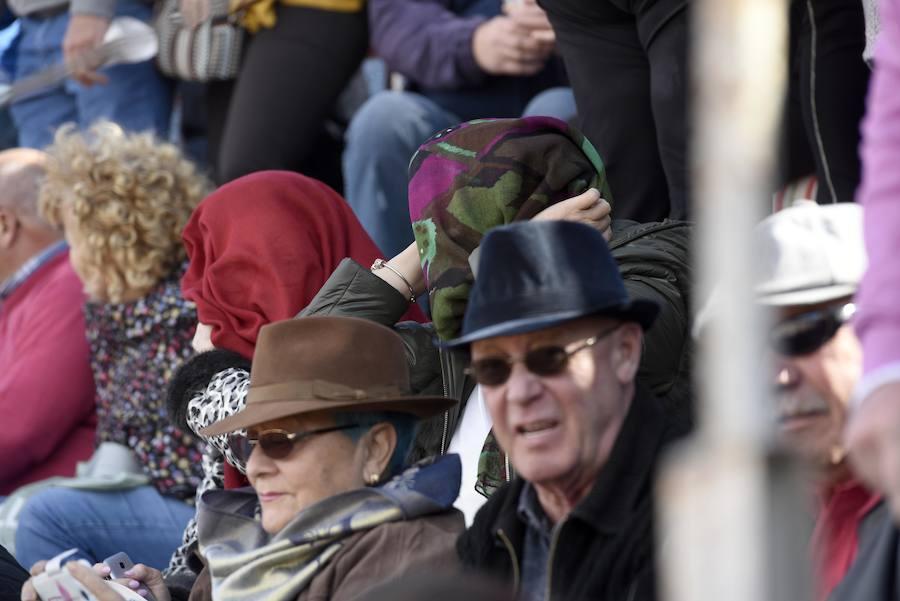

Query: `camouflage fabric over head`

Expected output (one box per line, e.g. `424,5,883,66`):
408,116,613,341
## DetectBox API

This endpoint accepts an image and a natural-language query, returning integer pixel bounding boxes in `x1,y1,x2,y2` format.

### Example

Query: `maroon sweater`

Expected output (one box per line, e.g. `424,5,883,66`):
0,252,96,494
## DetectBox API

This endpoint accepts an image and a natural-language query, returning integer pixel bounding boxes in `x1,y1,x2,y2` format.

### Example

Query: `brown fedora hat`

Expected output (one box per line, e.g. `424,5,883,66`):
200,316,456,436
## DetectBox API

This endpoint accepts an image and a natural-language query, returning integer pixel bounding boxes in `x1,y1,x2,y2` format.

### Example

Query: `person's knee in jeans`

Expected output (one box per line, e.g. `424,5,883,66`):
522,87,578,123
14,488,85,570
344,90,458,190
343,91,458,256
15,487,193,571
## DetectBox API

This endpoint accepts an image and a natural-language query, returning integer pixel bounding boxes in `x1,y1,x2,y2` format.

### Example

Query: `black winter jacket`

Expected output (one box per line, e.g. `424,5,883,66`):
299,219,694,461
0,544,26,600
456,385,682,601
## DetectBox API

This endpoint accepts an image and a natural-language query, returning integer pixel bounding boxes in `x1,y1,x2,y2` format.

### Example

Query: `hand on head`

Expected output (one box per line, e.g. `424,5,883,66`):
533,188,613,241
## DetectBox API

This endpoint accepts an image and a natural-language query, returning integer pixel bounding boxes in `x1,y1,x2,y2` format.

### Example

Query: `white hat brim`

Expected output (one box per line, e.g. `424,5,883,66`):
756,284,858,307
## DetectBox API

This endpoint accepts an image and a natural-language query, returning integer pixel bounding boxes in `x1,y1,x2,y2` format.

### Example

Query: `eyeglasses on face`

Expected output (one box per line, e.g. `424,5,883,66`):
770,302,856,357
465,324,621,387
229,423,359,463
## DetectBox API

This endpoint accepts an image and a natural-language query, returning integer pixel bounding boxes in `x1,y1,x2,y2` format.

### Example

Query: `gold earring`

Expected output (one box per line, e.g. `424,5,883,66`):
365,473,379,485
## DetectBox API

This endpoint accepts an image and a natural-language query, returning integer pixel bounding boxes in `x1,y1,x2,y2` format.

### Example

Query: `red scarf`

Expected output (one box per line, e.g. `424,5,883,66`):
811,478,881,601
182,170,423,359
181,171,424,486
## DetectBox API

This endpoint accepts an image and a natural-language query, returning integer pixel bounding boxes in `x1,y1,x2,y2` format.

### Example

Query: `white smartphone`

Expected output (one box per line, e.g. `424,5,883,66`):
102,552,157,601
102,552,134,580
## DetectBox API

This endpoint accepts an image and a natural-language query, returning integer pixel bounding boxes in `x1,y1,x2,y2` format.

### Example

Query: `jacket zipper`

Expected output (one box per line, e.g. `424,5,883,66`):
497,529,521,594
439,349,451,454
440,373,450,453
544,522,564,601
440,410,449,454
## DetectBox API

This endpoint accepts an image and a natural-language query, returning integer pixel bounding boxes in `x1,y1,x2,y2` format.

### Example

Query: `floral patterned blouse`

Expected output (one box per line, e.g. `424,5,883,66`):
84,267,204,500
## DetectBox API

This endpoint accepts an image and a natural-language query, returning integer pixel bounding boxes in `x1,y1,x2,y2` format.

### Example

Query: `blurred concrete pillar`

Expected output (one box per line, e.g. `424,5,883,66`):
657,1,812,600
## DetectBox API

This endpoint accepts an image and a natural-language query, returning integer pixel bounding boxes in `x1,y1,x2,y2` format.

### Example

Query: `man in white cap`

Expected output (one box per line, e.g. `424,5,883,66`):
751,201,888,601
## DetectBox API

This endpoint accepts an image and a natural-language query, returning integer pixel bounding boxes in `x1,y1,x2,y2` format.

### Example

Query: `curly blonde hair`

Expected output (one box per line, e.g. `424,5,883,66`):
40,121,210,303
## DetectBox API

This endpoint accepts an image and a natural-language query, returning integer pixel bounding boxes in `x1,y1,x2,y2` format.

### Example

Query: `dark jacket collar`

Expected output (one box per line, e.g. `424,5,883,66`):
572,383,667,534
488,383,669,539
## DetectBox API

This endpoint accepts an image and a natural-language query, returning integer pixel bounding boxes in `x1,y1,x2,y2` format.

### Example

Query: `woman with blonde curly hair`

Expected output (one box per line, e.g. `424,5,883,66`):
14,121,210,573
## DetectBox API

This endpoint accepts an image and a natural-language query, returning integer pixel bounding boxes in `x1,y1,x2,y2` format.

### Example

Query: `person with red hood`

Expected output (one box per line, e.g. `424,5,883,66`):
160,170,425,594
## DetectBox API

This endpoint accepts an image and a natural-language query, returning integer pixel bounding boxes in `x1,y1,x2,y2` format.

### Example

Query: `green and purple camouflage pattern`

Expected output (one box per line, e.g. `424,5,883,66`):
408,116,613,342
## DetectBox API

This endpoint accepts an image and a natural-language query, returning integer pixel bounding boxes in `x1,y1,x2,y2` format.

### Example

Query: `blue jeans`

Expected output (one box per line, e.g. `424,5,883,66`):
15,486,193,571
10,1,172,149
342,87,577,258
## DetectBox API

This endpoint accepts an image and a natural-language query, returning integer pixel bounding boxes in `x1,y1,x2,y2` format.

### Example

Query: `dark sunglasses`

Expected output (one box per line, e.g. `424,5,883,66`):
466,324,621,387
229,423,359,463
770,302,856,357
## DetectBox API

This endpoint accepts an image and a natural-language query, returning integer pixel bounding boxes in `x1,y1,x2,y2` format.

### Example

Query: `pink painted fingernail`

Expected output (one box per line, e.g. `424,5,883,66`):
129,579,140,589
138,589,149,597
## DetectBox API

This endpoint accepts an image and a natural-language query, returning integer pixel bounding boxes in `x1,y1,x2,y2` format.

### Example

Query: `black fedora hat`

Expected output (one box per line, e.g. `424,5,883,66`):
445,220,660,347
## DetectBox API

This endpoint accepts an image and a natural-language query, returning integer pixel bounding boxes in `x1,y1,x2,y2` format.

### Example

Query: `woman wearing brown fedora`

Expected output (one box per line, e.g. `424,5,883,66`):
25,316,463,601
162,170,427,591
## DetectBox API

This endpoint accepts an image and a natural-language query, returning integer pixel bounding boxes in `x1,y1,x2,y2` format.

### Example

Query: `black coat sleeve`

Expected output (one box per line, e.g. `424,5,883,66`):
299,258,411,325
299,258,443,398
610,221,694,431
0,544,27,600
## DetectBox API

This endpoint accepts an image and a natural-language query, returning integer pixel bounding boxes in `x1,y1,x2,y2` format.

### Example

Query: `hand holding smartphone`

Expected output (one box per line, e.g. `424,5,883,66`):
30,549,147,601
102,552,158,601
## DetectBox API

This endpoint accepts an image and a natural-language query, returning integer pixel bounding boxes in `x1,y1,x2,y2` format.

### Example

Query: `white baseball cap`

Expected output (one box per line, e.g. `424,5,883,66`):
755,200,866,306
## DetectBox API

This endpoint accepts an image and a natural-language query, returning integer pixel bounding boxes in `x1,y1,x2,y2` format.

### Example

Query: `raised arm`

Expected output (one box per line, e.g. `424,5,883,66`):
846,0,900,519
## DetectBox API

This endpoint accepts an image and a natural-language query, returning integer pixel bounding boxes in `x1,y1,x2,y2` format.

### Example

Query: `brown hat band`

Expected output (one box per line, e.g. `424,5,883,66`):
248,379,409,404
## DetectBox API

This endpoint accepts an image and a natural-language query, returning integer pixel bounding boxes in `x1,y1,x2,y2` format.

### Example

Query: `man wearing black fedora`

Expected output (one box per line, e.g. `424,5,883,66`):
454,220,684,601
